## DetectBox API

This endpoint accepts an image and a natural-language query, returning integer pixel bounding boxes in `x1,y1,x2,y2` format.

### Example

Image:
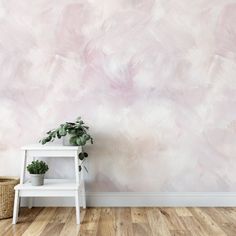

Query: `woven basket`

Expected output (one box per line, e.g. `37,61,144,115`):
0,177,19,219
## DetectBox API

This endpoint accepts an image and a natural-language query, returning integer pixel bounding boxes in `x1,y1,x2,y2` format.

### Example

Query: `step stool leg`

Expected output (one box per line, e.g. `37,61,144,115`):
28,197,33,209
12,190,20,224
18,197,22,214
75,191,80,225
81,181,86,209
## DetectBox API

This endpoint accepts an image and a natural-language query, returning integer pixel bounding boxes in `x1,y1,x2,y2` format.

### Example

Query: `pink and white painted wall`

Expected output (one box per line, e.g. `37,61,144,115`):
0,0,236,194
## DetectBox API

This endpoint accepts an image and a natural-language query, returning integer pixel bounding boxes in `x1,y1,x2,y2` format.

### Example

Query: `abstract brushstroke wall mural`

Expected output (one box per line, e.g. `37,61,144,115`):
0,0,236,192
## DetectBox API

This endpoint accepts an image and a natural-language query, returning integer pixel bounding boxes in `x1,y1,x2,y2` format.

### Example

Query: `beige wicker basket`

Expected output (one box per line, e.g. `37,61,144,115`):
0,177,19,219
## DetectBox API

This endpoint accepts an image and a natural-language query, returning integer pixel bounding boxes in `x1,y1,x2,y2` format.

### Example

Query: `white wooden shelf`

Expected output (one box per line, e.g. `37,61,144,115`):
15,179,78,191
21,144,80,151
15,179,79,197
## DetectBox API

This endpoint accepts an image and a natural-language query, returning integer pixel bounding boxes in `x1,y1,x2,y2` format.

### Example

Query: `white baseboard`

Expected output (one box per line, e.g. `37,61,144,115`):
21,192,236,207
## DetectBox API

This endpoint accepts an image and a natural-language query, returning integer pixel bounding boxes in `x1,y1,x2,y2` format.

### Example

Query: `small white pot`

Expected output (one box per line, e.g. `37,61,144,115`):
63,135,76,146
30,174,44,186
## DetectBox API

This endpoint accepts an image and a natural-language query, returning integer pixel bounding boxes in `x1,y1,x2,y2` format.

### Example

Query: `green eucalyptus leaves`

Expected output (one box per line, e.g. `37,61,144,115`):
40,117,93,146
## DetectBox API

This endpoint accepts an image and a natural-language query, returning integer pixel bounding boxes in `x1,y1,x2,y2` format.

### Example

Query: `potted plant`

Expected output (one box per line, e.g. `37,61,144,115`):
27,160,49,186
39,117,93,171
40,117,93,146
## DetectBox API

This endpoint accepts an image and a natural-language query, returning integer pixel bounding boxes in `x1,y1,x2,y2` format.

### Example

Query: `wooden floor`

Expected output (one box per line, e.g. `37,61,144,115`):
1,207,236,236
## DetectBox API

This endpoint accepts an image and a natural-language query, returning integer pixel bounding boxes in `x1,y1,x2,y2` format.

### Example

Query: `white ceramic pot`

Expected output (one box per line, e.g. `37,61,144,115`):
63,135,76,146
30,174,44,186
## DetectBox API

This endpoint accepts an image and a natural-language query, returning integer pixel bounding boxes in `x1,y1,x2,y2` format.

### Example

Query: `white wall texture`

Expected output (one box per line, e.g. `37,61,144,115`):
0,0,236,194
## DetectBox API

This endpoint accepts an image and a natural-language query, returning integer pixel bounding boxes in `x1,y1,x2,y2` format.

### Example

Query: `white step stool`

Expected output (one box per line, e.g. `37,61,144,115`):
12,144,86,225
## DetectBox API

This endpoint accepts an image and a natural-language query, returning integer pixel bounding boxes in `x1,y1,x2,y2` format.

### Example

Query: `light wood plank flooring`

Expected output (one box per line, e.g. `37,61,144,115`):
1,207,236,236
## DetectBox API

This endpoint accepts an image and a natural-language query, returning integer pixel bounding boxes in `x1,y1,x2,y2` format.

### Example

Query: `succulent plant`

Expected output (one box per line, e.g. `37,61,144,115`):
27,160,49,174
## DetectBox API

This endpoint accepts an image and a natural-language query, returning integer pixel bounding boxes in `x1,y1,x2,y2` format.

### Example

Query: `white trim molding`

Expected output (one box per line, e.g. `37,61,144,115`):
22,192,236,207
86,192,236,207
